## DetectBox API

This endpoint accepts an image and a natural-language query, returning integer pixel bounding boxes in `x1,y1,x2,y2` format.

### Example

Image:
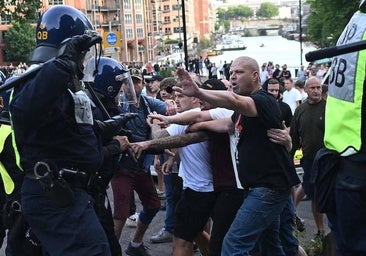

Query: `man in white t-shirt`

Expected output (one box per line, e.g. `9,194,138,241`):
130,79,245,256
282,78,302,114
259,64,269,85
132,76,215,256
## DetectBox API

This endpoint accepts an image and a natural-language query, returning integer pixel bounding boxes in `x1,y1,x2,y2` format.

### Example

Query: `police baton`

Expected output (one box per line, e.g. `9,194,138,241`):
305,40,366,62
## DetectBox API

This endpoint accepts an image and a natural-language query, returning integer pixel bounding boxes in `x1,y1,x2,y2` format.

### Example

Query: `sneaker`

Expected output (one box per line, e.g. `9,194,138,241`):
150,228,173,243
125,212,138,228
125,242,152,256
294,214,305,232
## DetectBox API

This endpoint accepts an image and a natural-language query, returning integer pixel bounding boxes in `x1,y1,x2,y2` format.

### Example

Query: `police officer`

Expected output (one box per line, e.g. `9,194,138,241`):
9,5,116,256
320,1,366,254
83,57,137,256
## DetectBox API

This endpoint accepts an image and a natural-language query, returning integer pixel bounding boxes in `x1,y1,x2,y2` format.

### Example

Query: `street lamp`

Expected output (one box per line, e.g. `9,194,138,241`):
177,0,183,63
299,0,303,66
180,0,188,70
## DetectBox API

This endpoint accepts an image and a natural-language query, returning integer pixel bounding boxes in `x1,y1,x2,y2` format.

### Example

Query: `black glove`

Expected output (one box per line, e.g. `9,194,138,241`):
94,113,138,138
55,34,93,80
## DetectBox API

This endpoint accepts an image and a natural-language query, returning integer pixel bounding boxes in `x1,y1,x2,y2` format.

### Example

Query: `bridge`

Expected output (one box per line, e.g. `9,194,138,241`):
229,19,294,36
232,25,282,36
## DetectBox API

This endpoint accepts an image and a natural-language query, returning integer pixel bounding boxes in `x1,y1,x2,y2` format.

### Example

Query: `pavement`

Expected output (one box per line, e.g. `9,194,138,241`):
0,170,333,256
115,170,332,256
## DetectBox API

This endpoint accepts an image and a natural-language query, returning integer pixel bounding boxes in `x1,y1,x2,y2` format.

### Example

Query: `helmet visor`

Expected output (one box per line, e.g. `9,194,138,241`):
117,73,137,104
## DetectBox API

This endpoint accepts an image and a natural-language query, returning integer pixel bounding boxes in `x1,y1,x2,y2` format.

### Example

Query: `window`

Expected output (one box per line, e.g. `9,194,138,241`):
164,17,170,23
125,14,132,24
0,13,11,25
163,5,170,11
135,0,142,8
136,14,142,24
165,28,171,34
126,28,133,39
124,0,131,9
136,28,143,38
48,0,64,4
174,27,182,33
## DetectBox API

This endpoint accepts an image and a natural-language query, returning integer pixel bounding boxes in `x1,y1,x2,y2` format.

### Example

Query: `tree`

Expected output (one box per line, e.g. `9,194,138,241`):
4,22,35,63
256,2,279,19
306,0,358,48
0,1,42,23
0,1,42,63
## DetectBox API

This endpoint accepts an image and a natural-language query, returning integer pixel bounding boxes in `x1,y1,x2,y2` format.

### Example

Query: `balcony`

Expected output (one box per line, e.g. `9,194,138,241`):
162,9,170,13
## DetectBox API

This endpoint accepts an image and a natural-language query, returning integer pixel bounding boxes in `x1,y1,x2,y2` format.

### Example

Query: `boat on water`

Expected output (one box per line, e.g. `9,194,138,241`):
215,35,247,51
206,49,223,56
218,45,247,51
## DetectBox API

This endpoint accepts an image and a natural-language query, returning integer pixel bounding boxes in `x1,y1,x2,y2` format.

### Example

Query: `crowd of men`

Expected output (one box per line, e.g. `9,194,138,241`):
0,2,366,256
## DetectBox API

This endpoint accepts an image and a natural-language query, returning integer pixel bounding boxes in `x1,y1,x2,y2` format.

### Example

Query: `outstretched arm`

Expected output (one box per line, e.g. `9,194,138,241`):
130,131,209,158
186,117,234,134
149,110,212,127
174,68,257,117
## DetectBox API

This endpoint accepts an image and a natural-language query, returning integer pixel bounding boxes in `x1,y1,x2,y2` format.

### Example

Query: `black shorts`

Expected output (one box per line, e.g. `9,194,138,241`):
174,188,216,242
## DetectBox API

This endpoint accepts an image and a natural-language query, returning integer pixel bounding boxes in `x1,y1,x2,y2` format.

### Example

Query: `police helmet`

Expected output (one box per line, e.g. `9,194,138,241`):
84,57,134,99
30,5,94,63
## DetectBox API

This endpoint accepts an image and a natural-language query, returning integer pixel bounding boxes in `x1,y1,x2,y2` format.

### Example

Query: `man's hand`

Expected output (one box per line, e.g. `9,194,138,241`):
55,35,94,79
148,113,170,127
267,121,292,152
113,135,129,151
130,141,150,159
161,156,175,175
174,68,200,97
166,99,177,116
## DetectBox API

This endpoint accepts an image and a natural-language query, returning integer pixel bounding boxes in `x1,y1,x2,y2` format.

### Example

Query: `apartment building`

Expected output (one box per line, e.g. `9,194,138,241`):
0,0,215,65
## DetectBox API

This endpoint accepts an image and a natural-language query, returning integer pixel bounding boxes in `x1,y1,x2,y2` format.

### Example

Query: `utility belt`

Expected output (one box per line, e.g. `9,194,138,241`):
339,157,366,178
26,161,91,208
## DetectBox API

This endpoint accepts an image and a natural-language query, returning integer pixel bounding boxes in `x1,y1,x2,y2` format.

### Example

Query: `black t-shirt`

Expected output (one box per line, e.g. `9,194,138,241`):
278,100,292,128
231,89,293,191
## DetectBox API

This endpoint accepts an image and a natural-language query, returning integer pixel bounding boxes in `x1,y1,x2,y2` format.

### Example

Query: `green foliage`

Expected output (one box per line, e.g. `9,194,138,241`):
216,5,252,32
0,0,42,23
226,5,253,19
196,37,212,54
4,22,36,62
223,20,230,33
256,2,279,18
164,39,179,45
306,0,358,47
1,1,42,63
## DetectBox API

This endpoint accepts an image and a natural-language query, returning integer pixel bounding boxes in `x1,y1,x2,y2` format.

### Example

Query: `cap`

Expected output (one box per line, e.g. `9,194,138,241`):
146,75,163,82
130,68,143,81
201,78,227,91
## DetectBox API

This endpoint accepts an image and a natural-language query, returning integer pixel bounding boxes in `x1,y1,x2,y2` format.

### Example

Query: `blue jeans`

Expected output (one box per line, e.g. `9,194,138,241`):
279,197,299,256
163,173,182,233
222,187,289,256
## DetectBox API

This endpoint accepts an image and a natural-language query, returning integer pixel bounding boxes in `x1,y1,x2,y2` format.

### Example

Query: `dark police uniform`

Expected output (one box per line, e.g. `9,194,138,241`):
10,61,111,256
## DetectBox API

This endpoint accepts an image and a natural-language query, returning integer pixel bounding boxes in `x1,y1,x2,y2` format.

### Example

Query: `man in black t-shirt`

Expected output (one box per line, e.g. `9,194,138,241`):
174,56,295,255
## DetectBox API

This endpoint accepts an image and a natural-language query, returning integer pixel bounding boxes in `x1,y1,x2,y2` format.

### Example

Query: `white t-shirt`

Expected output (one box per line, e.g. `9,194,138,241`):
282,88,302,114
166,108,213,192
208,107,243,189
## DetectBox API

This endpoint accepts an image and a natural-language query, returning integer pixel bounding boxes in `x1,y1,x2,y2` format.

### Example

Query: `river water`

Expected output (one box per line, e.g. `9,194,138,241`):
207,35,318,75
